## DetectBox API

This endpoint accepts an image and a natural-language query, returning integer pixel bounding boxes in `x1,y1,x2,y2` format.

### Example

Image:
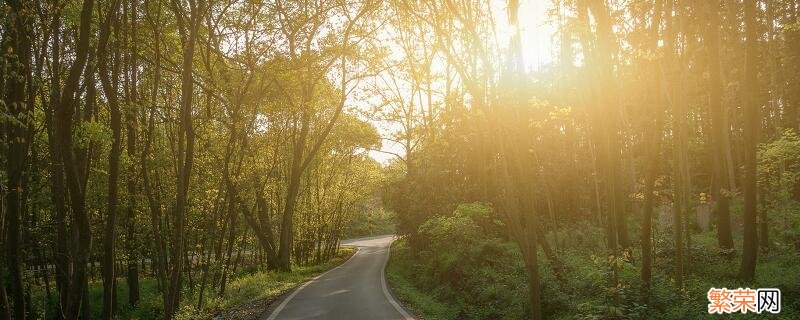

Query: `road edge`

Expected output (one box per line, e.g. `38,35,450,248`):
382,236,416,320
264,246,362,320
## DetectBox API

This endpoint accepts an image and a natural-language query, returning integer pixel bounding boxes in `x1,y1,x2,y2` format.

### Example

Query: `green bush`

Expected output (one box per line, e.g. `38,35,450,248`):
389,202,800,320
390,202,528,320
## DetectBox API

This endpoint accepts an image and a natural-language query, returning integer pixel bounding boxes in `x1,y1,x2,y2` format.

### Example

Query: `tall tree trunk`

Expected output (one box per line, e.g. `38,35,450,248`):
738,0,759,281
97,0,123,317
641,0,665,297
704,0,735,251
665,0,690,288
53,0,95,318
278,114,309,272
164,0,201,317
503,2,542,318
592,0,630,250
142,0,167,293
44,4,71,317
125,0,141,306
583,0,628,252
2,1,33,318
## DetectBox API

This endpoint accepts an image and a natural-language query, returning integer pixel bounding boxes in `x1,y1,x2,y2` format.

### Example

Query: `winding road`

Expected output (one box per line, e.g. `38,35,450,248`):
263,235,415,320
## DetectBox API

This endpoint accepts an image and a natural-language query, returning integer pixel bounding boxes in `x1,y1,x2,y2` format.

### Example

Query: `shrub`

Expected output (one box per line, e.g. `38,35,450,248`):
395,202,528,319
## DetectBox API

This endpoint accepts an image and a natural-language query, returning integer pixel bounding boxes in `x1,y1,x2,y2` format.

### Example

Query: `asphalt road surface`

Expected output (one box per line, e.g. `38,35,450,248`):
263,235,415,320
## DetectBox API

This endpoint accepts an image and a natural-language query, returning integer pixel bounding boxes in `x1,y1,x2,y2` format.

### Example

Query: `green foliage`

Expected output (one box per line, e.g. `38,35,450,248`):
390,203,528,320
386,240,461,320
73,120,112,150
27,248,355,319
345,205,396,238
758,129,800,247
390,202,800,320
759,129,800,201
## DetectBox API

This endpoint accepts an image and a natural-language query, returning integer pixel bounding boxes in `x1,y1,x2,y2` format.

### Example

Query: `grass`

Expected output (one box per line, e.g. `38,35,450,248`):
29,247,355,319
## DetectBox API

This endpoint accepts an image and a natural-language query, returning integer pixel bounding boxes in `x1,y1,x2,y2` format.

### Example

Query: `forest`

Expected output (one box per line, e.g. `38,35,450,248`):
1,0,799,319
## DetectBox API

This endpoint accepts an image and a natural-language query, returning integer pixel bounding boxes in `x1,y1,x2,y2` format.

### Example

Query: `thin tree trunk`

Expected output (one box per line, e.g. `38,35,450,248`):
125,0,141,306
218,192,239,295
97,0,123,317
142,1,167,293
164,0,201,317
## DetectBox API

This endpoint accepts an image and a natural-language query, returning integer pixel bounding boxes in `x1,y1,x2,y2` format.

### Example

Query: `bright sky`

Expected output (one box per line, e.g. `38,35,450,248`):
514,0,557,70
367,0,556,165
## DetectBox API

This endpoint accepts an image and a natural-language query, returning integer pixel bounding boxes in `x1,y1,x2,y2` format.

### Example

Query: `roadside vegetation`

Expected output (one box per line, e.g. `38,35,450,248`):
28,248,354,319
388,204,800,319
378,0,800,319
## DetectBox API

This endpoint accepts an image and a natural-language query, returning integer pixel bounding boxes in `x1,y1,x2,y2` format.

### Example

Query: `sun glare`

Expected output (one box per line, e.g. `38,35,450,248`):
500,0,557,70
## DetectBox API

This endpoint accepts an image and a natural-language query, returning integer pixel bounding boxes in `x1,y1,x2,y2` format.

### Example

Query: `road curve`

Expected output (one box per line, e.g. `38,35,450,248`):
263,235,415,320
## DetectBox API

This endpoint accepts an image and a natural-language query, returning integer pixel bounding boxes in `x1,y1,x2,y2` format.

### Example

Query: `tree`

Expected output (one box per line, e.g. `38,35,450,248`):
96,0,124,317
2,0,34,318
739,0,760,281
703,0,735,251
53,0,97,318
271,0,378,271
163,0,202,317
640,0,666,301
